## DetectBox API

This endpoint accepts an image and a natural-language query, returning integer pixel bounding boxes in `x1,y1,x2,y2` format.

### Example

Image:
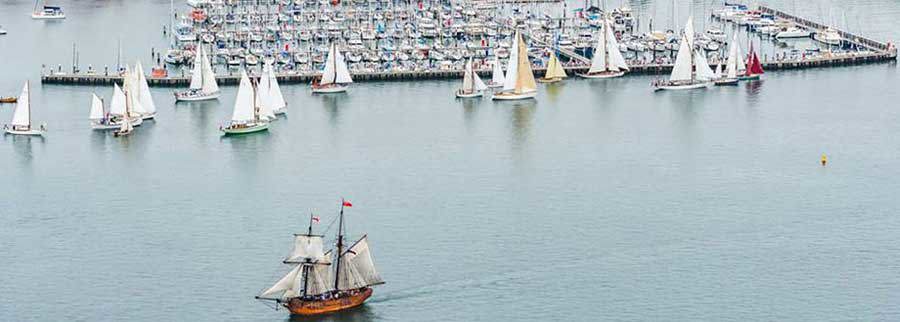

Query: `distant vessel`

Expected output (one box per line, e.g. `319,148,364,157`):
220,70,269,135
31,0,65,19
487,57,505,88
175,47,220,102
578,17,629,79
775,26,811,39
537,53,567,83
456,58,488,98
257,200,385,316
715,34,741,86
813,28,843,46
131,63,158,120
4,82,46,136
493,31,537,101
257,62,287,116
653,17,715,91
741,43,765,81
312,43,353,94
0,25,7,35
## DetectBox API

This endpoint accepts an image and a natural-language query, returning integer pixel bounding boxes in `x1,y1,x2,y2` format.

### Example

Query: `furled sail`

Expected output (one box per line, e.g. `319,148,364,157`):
10,82,30,127
284,235,326,263
90,93,104,120
337,236,384,290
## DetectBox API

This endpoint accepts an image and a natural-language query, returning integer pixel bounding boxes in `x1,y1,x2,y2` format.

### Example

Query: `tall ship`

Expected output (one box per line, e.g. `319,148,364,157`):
257,200,385,315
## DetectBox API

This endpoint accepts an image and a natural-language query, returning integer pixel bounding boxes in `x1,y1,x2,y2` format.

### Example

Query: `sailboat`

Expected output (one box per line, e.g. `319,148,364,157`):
175,46,220,101
31,0,65,19
456,58,488,98
89,93,112,129
256,200,384,315
312,43,353,94
537,52,567,83
578,17,629,79
259,62,287,115
255,64,278,121
493,31,537,101
715,34,740,86
113,108,134,137
487,57,504,88
133,62,157,120
96,83,143,130
653,16,716,91
220,70,270,135
740,43,764,81
4,82,45,136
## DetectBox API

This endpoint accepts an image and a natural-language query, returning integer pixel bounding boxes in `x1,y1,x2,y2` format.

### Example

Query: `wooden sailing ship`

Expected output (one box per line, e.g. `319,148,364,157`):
257,200,384,315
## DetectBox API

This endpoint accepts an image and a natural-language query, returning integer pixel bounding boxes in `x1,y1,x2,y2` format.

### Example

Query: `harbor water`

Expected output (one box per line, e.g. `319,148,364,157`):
2,0,900,321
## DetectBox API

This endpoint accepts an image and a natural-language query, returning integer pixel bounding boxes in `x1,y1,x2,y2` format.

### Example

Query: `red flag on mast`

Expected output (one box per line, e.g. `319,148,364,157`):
342,200,353,208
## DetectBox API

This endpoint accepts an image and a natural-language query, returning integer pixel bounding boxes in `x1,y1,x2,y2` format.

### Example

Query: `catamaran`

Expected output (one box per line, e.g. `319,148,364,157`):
175,46,220,101
256,200,384,315
653,17,716,91
487,57,505,88
715,34,741,86
456,59,488,98
578,17,629,79
537,52,567,83
741,43,765,81
220,70,269,135
4,82,46,136
258,62,287,116
493,31,537,101
312,43,353,94
31,0,65,19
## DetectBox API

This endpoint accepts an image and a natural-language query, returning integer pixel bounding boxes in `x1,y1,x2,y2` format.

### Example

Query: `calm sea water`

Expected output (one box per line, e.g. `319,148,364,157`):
2,0,900,321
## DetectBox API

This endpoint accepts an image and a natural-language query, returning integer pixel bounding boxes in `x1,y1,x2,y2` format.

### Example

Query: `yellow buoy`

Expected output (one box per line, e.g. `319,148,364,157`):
821,154,828,166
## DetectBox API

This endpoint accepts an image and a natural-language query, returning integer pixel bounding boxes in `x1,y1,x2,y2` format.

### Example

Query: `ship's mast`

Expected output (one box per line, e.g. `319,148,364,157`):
333,199,346,290
300,213,315,297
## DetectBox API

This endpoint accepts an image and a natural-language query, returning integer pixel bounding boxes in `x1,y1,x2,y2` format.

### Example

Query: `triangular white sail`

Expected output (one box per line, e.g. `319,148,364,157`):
285,235,326,263
11,82,30,127
255,68,276,121
231,70,256,123
124,68,147,116
110,84,127,116
588,29,608,73
337,236,384,290
669,17,695,82
726,33,739,78
189,50,204,90
265,63,286,111
90,93,104,120
491,57,504,84
135,62,156,114
502,32,520,91
333,47,353,84
200,47,220,93
693,51,717,81
604,22,629,71
462,60,475,91
321,43,353,85
715,63,723,78
736,37,746,72
259,265,303,300
473,69,487,91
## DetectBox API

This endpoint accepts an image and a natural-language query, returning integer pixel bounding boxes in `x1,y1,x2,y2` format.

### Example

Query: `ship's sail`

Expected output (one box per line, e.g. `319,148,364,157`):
11,82,30,127
544,53,567,79
321,43,353,85
110,84,126,116
669,17,695,82
604,21,629,71
501,31,520,92
337,236,384,290
189,50,203,90
124,68,147,117
513,32,537,94
135,62,156,115
491,57,504,84
693,51,716,81
462,60,475,91
231,70,256,123
725,34,739,79
255,66,276,120
200,47,220,93
90,93,104,120
265,64,286,111
285,235,326,263
305,251,334,296
259,264,303,300
588,28,608,73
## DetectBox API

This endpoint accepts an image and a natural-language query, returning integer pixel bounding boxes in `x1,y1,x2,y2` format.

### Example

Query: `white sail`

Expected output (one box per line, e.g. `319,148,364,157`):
588,29,608,73
726,33,739,78
605,23,629,71
110,84,127,116
200,47,220,93
337,236,384,290
231,70,256,123
10,82,30,127
714,63,723,78
321,43,353,85
90,93,104,120
120,111,133,132
669,34,694,81
124,68,147,116
333,47,353,84
502,31,520,91
491,57,504,84
473,69,488,91
736,37,746,72
693,51,717,81
285,235,326,263
462,60,475,91
265,64,286,111
255,67,276,120
259,264,303,300
135,62,156,114
189,50,203,90
305,251,334,296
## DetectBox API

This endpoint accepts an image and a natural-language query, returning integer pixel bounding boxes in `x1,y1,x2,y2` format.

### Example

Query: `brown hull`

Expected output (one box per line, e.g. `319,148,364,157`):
285,288,372,315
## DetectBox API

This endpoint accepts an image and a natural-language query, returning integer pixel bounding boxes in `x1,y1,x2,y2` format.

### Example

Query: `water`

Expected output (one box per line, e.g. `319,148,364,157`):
2,0,900,321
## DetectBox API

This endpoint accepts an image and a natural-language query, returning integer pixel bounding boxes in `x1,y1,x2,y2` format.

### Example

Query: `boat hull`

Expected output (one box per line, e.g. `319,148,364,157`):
142,112,157,120
31,14,66,20
536,77,563,84
714,78,739,86
175,91,220,102
739,74,762,81
492,91,536,101
220,122,269,135
5,128,44,136
312,84,348,94
455,90,483,98
285,288,373,315
654,81,712,91
577,71,627,79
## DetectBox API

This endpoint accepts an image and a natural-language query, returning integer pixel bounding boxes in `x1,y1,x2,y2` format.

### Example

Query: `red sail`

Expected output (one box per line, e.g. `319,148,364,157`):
746,45,765,76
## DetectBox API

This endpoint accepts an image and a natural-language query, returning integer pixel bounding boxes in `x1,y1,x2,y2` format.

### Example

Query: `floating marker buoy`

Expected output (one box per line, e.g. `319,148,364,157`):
821,154,828,166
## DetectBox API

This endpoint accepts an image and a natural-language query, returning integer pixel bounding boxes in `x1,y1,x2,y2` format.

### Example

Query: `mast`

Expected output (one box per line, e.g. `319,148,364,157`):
27,81,31,128
301,213,315,297
333,199,345,290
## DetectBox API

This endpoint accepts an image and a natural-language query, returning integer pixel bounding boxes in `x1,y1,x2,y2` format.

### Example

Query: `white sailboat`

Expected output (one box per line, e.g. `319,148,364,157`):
98,83,142,129
653,16,714,91
175,46,221,101
255,64,278,121
456,59,488,98
4,82,45,136
578,17,629,79
31,0,65,19
537,52,567,83
493,31,537,101
220,70,269,135
261,62,287,115
134,62,157,120
715,33,740,86
312,43,352,94
487,57,504,88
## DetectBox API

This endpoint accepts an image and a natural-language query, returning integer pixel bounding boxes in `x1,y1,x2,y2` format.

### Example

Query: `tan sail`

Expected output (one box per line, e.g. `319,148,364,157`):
543,53,567,80
513,33,537,94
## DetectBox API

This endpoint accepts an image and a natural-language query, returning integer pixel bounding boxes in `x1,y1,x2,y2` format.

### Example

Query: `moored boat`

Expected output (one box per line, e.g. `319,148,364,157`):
31,0,65,20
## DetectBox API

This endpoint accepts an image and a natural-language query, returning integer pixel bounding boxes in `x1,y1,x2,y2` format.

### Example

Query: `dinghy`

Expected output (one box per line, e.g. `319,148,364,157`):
653,17,715,91
4,82,46,136
220,70,270,135
175,47,221,101
493,31,537,101
456,59,488,98
487,57,504,88
312,43,352,94
537,53,567,83
113,111,134,137
740,43,765,81
578,17,629,79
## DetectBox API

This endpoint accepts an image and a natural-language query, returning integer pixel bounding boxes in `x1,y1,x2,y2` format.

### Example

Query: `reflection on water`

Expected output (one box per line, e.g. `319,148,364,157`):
321,94,347,130
286,304,376,322
499,100,537,163
179,99,218,135
543,82,563,104
6,134,43,167
744,80,764,106
460,98,479,133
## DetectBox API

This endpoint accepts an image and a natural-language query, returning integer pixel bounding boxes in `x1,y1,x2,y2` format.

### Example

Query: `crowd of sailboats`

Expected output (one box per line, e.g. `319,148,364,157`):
89,62,158,137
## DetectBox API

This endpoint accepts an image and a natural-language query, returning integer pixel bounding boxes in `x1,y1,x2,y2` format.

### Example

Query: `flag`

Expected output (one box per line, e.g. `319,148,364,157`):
342,200,353,208
312,216,320,223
